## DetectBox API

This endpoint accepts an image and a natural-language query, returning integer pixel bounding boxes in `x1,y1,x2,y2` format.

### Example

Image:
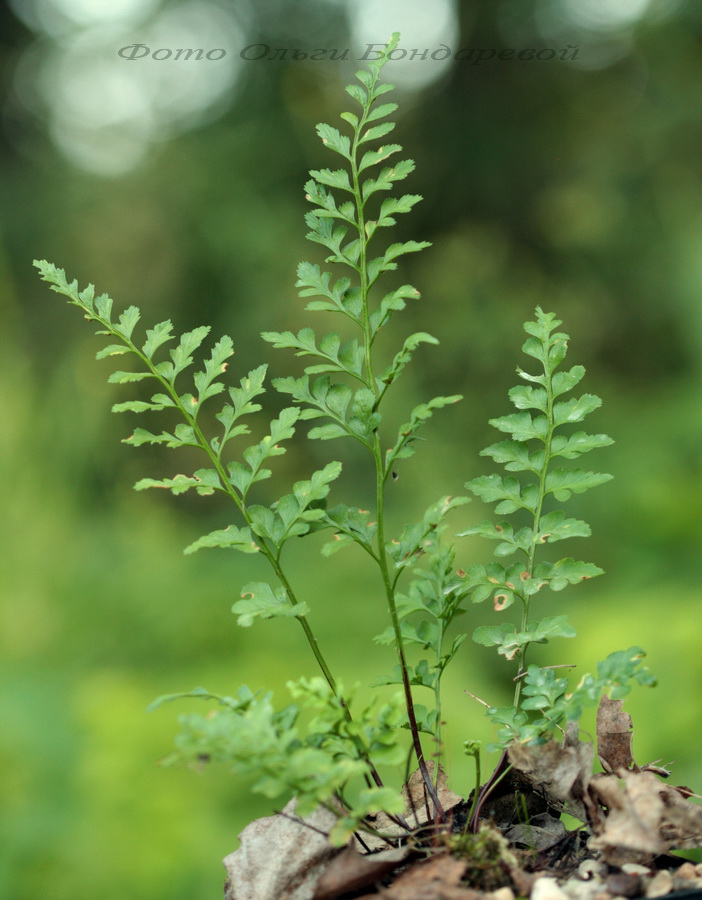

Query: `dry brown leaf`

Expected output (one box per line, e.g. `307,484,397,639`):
312,845,410,900
589,767,702,863
378,853,481,900
361,762,464,851
589,771,665,863
657,780,702,849
223,798,339,900
504,812,566,851
507,731,594,822
596,696,636,774
403,763,464,826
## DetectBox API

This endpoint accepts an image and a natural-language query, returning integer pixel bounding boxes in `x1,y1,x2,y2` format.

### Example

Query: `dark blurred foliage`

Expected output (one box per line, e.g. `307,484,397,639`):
2,1,702,897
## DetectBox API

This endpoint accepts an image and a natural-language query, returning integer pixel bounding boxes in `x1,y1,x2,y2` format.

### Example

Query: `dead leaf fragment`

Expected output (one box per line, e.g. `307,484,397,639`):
589,771,664,862
224,798,339,900
597,696,636,774
361,762,464,851
504,812,566,851
378,853,481,900
313,845,410,900
403,763,464,827
508,733,594,823
657,778,702,848
589,767,702,862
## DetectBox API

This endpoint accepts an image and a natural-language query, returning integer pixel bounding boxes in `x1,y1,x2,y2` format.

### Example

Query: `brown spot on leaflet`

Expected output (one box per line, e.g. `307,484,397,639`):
494,593,510,611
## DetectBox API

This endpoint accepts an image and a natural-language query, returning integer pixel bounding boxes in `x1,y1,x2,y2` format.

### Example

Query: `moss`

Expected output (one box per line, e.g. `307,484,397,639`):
447,823,518,891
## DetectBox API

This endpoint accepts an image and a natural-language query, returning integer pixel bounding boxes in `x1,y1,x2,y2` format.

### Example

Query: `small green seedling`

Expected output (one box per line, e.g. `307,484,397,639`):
35,33,654,847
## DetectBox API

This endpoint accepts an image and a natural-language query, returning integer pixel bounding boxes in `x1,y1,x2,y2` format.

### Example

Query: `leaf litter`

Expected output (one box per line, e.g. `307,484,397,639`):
224,698,702,900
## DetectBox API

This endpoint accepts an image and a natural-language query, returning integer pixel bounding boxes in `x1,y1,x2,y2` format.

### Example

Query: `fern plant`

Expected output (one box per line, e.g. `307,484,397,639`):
35,34,654,848
458,309,655,751
34,34,467,843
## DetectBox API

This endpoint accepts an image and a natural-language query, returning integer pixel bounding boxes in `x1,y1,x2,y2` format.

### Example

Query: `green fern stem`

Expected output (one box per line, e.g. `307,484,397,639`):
348,65,443,819
432,616,446,791
513,335,556,709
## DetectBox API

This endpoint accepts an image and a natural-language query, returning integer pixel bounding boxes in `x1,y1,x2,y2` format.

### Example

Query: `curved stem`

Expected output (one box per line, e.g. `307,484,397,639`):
469,752,512,832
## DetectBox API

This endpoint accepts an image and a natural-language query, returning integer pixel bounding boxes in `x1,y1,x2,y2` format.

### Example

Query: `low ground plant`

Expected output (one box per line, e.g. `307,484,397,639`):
36,35,660,861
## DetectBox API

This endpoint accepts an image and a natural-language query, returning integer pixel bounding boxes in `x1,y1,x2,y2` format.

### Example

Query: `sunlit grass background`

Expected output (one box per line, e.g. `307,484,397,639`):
2,0,702,897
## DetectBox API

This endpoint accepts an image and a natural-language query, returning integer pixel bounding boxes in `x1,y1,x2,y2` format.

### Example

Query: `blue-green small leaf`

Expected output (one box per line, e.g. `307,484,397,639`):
489,412,547,442
134,474,201,495
551,365,585,397
534,558,604,591
233,582,309,627
184,525,259,555
545,468,612,501
107,370,154,384
96,344,131,359
316,123,351,159
142,320,174,359
359,122,396,144
358,144,401,172
309,168,352,191
509,385,548,412
536,510,591,543
553,394,602,426
551,431,614,459
365,101,398,123
114,306,140,340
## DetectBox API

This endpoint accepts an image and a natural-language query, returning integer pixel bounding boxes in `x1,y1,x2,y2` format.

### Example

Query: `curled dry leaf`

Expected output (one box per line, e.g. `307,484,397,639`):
589,771,665,863
507,726,595,823
656,778,702,849
589,768,702,863
223,798,339,900
596,696,636,774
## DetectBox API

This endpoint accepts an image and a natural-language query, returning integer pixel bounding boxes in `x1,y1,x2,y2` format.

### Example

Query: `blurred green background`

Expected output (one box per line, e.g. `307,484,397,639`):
2,0,702,896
